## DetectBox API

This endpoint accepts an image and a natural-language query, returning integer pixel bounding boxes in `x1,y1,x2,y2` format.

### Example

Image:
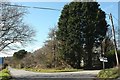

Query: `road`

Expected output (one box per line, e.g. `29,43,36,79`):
8,67,100,80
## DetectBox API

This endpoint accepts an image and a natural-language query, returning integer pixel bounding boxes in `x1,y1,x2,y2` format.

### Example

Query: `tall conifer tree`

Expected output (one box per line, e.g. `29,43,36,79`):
57,2,108,69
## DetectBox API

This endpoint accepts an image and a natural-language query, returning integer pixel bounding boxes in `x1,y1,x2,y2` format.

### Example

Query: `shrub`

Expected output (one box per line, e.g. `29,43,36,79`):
2,69,9,73
105,50,120,68
0,68,11,80
97,68,119,79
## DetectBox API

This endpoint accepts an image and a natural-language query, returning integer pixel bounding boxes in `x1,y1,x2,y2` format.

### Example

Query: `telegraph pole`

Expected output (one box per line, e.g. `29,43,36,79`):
109,13,119,67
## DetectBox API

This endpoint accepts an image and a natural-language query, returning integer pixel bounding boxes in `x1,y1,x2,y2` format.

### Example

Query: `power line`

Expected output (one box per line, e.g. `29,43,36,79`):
3,3,61,11
112,15,120,24
106,13,120,24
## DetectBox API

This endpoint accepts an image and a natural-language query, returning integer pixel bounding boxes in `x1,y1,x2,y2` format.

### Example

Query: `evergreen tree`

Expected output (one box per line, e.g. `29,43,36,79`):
13,49,27,60
56,2,108,69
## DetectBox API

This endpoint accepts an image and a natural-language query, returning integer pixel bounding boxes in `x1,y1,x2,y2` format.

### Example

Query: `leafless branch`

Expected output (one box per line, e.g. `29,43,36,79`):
0,2,35,52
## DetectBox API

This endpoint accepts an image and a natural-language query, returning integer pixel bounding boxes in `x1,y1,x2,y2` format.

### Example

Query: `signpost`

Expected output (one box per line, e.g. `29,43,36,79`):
101,38,106,70
99,57,108,62
99,57,108,70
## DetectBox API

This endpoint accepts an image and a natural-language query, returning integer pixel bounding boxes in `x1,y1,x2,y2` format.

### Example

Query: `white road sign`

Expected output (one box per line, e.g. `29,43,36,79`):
99,57,108,62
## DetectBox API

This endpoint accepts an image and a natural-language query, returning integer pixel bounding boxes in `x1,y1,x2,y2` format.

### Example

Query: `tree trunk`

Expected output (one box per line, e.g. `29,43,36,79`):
87,51,92,69
84,46,93,69
76,60,81,69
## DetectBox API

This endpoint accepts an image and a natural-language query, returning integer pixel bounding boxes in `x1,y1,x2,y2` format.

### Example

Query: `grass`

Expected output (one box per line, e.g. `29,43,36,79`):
24,68,82,73
0,68,11,80
97,67,120,80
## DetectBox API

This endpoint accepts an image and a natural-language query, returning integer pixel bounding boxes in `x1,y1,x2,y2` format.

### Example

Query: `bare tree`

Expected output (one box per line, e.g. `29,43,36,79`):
0,2,35,52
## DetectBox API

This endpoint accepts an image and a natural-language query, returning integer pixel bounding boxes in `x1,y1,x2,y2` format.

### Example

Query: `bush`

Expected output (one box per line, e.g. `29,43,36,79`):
2,69,9,73
105,50,120,68
0,68,11,80
97,68,119,79
0,73,10,80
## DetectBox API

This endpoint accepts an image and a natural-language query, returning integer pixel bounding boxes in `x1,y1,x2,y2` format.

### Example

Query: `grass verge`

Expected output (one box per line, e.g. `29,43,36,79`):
24,68,81,73
0,68,11,80
97,67,120,80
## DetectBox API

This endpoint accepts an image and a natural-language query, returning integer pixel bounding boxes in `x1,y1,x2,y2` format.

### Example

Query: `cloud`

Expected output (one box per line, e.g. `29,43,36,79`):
0,42,23,57
0,52,13,57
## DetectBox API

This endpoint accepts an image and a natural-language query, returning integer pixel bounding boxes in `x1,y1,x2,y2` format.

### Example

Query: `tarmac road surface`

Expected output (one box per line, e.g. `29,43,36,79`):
8,67,100,80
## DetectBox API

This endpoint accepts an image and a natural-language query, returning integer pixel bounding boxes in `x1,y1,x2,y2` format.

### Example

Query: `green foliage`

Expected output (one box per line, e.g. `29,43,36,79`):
97,68,119,79
24,68,81,73
56,2,108,69
103,37,114,53
105,50,120,68
0,68,11,80
13,49,27,60
5,50,28,69
1,69,9,73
